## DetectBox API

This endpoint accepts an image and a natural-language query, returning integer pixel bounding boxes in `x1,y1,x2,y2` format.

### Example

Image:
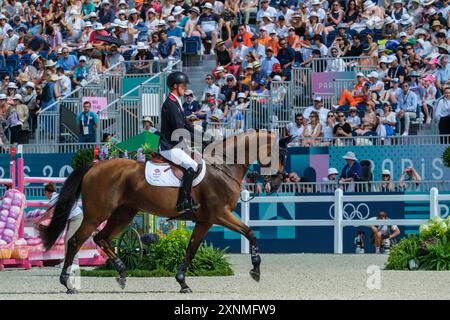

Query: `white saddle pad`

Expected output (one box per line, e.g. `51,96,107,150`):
145,159,206,187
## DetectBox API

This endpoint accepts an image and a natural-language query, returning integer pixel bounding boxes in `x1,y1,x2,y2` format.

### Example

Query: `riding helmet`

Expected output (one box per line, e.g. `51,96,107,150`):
166,71,190,88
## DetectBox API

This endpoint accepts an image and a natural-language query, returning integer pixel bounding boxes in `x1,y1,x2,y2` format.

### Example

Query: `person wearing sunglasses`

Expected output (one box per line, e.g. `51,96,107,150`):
202,74,220,101
333,112,352,138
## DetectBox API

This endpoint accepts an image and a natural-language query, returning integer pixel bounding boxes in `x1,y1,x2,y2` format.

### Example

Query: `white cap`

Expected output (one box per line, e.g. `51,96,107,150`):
84,21,93,28
237,92,246,99
203,2,213,9
356,72,365,77
79,55,87,62
313,96,322,101
94,23,105,30
25,81,35,88
184,89,193,95
262,12,272,19
167,16,176,22
368,71,378,78
8,83,18,89
0,94,6,99
328,168,338,176
379,56,389,64
13,94,22,101
273,75,282,81
382,169,391,176
147,8,156,14
118,9,127,15
399,32,407,38
216,66,225,73
128,8,138,15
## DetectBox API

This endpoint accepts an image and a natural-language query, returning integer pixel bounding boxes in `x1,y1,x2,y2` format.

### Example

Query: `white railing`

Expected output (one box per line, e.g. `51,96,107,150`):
238,187,450,254
243,180,450,194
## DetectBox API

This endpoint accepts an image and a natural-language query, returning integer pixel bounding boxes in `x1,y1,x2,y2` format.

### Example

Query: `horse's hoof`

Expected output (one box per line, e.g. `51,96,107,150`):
180,287,193,293
66,288,78,294
116,276,127,289
249,270,260,282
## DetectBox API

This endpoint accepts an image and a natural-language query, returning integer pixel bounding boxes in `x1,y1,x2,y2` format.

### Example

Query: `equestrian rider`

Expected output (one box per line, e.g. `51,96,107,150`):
159,71,200,215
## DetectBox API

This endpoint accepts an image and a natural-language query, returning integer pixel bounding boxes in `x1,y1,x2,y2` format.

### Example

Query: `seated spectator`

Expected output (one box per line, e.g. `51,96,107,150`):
202,74,220,101
56,67,72,97
339,151,363,192
395,81,418,136
72,56,89,88
88,23,109,49
376,101,397,139
2,27,19,56
158,30,178,61
285,113,304,138
326,46,346,72
105,45,125,71
183,90,201,117
40,73,61,112
367,71,384,97
232,36,249,64
346,107,361,131
196,3,222,54
142,116,159,134
302,111,322,146
215,39,238,76
261,47,279,78
132,42,154,73
321,168,339,193
385,56,406,84
235,75,250,98
86,49,104,83
246,35,266,60
354,101,378,136
322,111,336,144
370,211,400,254
334,72,370,110
221,74,237,102
377,170,396,192
303,96,328,126
398,166,422,190
334,111,353,139
276,38,295,80
251,63,266,90
381,78,401,109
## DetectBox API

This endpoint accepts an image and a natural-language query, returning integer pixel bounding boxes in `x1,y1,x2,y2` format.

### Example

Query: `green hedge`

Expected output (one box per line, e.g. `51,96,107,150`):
82,228,234,277
443,146,450,168
386,217,450,271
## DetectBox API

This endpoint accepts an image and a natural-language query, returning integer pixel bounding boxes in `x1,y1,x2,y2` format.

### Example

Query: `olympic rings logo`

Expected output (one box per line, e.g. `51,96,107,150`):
329,203,370,220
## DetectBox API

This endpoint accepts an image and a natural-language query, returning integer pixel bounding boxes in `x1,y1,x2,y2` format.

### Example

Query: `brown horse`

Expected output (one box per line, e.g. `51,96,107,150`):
39,130,285,294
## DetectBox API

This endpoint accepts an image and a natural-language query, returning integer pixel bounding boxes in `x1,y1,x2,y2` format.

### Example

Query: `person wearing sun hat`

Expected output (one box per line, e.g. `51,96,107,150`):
88,23,109,49
391,0,407,24
339,151,362,191
98,0,115,25
321,167,339,192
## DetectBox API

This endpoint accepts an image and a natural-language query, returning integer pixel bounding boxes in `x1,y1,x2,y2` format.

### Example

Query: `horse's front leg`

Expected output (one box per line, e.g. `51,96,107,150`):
176,221,212,293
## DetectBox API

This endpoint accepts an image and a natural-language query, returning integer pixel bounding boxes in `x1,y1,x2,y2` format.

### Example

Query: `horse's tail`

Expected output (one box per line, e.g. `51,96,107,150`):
39,164,92,250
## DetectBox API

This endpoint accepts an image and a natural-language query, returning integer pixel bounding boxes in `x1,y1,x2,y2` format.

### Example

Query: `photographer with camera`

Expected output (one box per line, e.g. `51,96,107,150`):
370,211,400,254
398,166,422,191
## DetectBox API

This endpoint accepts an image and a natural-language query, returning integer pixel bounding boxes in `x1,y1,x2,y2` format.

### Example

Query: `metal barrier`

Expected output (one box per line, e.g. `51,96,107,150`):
95,59,183,142
309,56,377,73
238,188,450,254
243,180,450,194
283,134,450,147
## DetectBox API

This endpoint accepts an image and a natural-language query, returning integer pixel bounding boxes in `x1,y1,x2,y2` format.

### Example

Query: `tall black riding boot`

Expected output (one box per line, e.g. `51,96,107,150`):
176,167,200,214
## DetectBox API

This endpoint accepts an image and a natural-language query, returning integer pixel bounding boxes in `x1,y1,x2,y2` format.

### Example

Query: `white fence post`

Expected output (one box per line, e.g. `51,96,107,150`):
430,187,439,219
240,190,251,254
334,188,344,254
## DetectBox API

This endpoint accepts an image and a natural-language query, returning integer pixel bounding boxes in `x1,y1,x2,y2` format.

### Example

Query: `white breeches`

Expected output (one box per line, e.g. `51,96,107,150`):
160,148,198,171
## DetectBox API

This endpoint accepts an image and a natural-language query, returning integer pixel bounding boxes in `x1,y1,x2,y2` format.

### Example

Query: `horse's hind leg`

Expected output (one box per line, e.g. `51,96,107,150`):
217,211,261,282
176,221,212,293
93,207,137,289
60,221,99,294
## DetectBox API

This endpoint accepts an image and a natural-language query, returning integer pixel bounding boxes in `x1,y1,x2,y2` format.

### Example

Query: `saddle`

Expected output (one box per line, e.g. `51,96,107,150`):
150,151,203,180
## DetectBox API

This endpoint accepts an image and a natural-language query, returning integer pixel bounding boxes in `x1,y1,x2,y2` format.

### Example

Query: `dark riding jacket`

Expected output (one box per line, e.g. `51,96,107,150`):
160,93,195,151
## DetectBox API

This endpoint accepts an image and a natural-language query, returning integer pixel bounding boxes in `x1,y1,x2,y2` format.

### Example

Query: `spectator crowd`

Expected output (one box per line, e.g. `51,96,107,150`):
0,0,446,146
